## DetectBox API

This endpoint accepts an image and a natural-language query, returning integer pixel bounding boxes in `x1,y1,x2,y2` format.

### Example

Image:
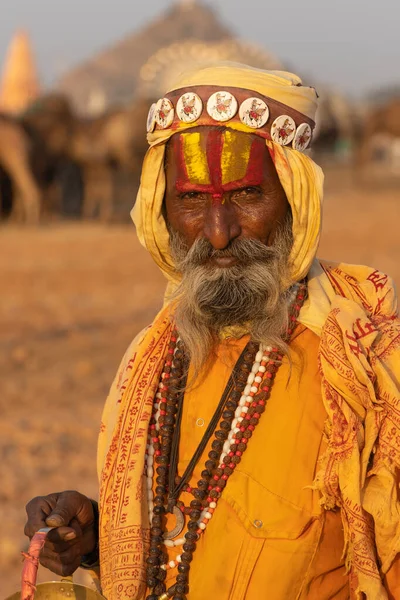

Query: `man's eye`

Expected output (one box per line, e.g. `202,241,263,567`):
231,187,262,200
180,191,203,201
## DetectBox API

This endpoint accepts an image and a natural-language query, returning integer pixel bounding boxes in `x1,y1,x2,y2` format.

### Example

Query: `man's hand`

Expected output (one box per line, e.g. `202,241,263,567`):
24,491,98,576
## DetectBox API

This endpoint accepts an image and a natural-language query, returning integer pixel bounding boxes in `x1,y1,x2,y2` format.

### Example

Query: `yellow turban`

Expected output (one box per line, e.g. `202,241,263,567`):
132,62,324,288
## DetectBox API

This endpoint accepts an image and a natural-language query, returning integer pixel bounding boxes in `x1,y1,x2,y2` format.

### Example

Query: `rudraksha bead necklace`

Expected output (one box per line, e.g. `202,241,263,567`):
145,281,307,600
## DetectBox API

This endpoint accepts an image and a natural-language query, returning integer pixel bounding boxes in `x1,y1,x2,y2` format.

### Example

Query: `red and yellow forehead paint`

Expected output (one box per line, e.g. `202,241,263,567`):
173,129,266,198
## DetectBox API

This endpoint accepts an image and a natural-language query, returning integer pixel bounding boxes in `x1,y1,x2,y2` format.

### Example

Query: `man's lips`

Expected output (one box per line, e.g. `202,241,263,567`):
207,256,239,267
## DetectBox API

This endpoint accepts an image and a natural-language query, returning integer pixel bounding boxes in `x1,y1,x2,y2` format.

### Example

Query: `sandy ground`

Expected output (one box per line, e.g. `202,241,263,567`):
1,175,399,597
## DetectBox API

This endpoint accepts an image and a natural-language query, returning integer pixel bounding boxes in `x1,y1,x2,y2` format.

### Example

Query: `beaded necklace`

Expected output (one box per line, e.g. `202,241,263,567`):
144,281,307,600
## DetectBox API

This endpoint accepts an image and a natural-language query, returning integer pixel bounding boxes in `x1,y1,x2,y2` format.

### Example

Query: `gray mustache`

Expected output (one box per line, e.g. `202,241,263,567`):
180,237,279,269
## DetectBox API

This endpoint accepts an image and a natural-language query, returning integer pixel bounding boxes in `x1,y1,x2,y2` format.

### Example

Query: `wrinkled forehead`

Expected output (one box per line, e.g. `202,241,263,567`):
167,127,268,194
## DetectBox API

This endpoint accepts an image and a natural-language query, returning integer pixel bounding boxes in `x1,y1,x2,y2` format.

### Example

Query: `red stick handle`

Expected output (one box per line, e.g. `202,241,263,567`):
21,528,53,600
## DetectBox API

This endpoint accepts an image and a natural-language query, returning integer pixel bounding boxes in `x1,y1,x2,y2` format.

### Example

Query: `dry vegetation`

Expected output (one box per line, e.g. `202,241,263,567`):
1,171,399,597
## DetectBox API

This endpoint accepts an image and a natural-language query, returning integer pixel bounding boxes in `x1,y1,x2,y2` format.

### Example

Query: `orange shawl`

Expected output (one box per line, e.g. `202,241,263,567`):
98,261,400,600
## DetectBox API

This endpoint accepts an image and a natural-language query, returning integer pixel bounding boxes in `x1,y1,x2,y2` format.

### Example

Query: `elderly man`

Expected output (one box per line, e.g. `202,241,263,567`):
25,64,400,600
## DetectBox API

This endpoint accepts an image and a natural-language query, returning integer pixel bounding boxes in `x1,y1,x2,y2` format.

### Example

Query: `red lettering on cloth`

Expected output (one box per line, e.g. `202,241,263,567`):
367,270,388,291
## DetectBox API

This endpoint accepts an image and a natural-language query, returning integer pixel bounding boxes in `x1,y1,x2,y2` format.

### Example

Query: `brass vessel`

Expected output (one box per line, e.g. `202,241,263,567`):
6,578,105,600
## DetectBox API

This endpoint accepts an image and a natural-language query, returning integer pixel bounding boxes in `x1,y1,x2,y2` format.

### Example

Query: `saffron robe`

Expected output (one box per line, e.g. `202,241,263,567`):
98,263,400,600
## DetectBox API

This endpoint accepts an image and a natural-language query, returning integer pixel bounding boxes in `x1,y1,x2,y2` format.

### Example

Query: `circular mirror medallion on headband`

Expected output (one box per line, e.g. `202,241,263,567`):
146,102,157,133
292,123,312,151
239,97,270,129
206,91,238,122
155,98,174,129
176,92,203,123
270,115,296,146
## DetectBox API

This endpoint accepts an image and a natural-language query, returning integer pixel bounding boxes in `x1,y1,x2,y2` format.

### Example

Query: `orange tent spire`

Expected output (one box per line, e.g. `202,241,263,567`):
0,30,40,114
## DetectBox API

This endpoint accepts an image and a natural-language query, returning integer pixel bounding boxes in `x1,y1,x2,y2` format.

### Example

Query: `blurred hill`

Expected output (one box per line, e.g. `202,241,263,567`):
367,84,400,105
56,2,233,112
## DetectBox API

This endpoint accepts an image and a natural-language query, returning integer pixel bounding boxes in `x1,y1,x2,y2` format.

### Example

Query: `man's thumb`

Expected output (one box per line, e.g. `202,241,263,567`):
45,493,79,527
45,512,66,527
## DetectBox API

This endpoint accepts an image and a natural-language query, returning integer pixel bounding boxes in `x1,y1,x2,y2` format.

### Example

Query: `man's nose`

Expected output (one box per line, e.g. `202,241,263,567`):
202,197,241,249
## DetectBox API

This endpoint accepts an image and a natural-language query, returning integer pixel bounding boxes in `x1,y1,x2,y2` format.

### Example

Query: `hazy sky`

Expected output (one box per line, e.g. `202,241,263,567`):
0,0,398,97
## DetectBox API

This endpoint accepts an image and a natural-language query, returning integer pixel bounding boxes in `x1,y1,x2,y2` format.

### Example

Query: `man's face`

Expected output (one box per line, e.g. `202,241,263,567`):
164,127,290,266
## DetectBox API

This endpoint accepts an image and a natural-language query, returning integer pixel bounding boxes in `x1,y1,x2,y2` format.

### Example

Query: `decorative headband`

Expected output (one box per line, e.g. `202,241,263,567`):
146,85,316,152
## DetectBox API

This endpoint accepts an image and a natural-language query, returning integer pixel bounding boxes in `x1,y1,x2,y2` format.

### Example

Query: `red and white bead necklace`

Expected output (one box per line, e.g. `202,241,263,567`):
144,281,307,579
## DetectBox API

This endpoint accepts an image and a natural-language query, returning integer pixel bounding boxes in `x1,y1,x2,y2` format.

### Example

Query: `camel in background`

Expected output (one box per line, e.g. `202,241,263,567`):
356,98,400,180
13,93,149,221
0,115,41,223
